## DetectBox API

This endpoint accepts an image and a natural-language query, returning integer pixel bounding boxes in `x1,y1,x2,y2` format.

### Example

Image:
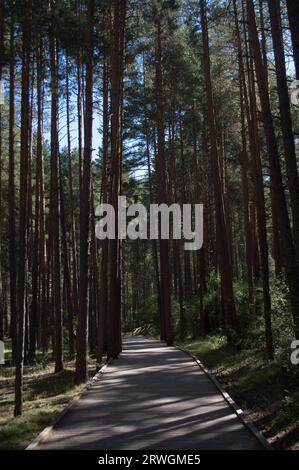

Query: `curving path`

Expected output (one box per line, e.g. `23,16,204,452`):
31,336,265,450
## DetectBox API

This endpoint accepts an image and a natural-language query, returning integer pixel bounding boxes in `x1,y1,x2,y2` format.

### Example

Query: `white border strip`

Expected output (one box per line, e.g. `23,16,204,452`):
26,359,113,450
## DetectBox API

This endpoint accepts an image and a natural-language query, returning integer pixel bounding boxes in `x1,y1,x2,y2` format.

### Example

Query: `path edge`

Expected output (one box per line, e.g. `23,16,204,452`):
25,359,113,450
176,345,272,450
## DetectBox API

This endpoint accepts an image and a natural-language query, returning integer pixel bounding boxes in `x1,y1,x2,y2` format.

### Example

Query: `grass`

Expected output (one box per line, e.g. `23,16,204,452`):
3,333,298,449
179,335,299,450
0,339,100,450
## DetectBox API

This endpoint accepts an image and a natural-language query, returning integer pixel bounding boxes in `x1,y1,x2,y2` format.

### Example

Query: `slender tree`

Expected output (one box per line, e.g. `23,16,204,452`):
267,0,299,266
8,13,17,358
97,44,109,362
200,0,237,332
49,0,63,372
246,0,299,341
14,10,31,416
75,0,94,383
286,0,299,79
107,0,126,359
155,17,173,345
0,0,4,344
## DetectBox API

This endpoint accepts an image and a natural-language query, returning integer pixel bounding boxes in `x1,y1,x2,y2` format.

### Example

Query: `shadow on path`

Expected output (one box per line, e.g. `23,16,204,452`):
34,336,262,450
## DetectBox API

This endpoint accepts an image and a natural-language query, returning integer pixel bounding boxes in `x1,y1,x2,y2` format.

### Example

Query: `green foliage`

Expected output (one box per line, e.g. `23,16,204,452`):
270,279,294,363
132,294,160,337
0,349,99,450
203,272,222,329
180,336,299,449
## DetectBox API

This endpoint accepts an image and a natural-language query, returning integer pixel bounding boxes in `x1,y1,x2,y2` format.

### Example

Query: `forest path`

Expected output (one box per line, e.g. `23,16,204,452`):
31,336,263,450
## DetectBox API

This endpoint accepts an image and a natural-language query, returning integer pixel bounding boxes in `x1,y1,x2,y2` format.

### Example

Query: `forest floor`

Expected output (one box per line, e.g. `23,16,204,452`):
180,336,299,450
0,340,100,450
2,336,299,450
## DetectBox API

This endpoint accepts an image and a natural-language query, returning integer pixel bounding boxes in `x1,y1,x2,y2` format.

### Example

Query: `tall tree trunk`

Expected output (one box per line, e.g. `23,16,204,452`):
239,0,273,357
14,14,31,417
35,34,47,355
49,1,63,372
66,51,78,357
89,182,98,356
75,0,94,383
29,50,39,362
60,160,75,359
169,81,186,339
200,0,237,332
97,52,109,362
191,105,206,335
142,54,162,331
233,0,253,302
8,14,17,358
76,0,83,194
246,0,299,341
258,0,268,86
268,0,299,266
256,0,281,276
155,18,173,345
107,0,126,359
0,0,3,344
286,0,299,79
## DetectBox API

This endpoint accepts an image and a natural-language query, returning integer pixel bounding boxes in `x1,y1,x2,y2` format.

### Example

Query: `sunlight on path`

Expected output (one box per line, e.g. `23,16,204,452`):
33,337,262,450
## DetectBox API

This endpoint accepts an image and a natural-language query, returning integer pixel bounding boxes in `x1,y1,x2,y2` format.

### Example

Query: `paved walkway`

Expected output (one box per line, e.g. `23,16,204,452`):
34,336,263,450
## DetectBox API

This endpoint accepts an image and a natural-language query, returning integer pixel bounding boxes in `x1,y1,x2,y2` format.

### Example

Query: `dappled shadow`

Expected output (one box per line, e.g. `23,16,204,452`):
28,370,76,400
35,337,262,450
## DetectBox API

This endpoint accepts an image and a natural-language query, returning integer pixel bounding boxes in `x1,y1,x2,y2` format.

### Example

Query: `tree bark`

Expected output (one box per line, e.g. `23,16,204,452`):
8,14,17,358
268,0,299,267
155,18,173,345
246,0,299,341
97,51,109,362
66,52,79,310
14,14,31,417
200,0,237,332
233,0,253,302
286,0,299,79
239,0,274,357
49,0,63,372
142,54,162,333
0,0,3,344
107,0,126,359
75,0,94,384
